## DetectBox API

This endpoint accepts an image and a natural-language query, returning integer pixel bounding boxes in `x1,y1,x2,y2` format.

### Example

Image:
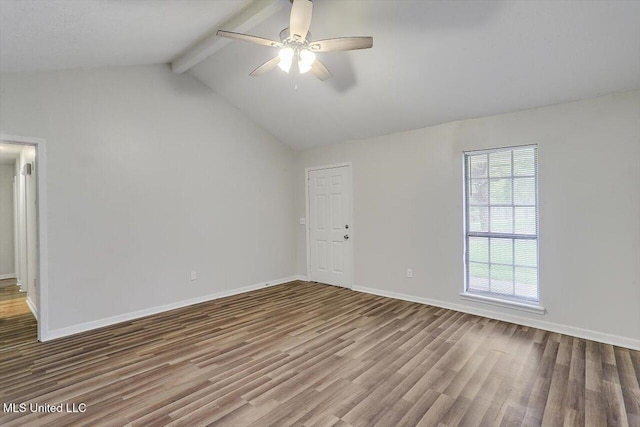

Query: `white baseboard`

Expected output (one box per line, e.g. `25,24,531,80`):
17,280,26,293
353,286,640,351
0,273,16,280
43,276,299,342
26,296,38,321
295,275,309,281
41,277,639,351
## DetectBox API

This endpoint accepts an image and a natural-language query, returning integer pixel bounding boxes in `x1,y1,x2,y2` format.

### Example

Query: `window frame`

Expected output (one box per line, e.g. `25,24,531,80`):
462,144,543,311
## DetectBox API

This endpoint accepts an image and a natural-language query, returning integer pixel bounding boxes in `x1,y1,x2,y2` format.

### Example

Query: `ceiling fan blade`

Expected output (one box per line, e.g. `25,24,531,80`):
217,30,282,48
310,59,332,81
250,56,281,76
290,0,313,41
309,37,373,52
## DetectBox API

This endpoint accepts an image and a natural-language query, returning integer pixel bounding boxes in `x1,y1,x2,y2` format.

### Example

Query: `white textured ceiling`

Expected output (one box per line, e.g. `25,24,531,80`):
1,1,639,150
0,0,251,72
190,0,640,149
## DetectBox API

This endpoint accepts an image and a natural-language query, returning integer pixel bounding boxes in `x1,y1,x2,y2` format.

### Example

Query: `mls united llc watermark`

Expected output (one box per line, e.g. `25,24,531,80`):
3,402,87,413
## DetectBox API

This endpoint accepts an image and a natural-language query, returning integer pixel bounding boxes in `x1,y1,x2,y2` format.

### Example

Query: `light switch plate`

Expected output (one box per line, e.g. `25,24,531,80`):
299,218,306,225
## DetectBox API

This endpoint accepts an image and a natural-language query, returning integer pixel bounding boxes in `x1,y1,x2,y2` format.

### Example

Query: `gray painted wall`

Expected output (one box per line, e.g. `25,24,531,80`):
295,90,640,347
0,64,296,331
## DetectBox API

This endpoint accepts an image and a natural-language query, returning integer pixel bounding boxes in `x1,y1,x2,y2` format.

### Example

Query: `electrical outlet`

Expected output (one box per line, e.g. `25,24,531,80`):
299,217,306,225
190,271,197,281
406,269,413,278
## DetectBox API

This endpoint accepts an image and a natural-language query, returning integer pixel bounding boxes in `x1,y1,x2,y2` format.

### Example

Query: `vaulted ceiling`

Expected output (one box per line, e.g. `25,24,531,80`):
0,0,251,71
1,0,639,150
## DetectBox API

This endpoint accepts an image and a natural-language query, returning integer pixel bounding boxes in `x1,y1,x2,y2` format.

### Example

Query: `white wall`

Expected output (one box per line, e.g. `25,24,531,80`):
0,64,296,333
11,146,38,308
14,153,25,292
23,146,37,310
0,163,15,277
295,90,640,348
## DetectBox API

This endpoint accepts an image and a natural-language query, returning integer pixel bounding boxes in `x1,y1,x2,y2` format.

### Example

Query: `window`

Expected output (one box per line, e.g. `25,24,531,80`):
464,146,539,304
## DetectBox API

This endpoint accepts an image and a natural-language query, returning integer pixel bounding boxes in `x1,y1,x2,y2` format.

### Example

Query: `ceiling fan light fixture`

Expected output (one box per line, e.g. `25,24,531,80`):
217,0,372,81
278,47,295,72
298,49,316,74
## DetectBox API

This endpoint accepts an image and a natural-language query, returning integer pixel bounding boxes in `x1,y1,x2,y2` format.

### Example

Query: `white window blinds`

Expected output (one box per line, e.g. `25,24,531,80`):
464,146,539,302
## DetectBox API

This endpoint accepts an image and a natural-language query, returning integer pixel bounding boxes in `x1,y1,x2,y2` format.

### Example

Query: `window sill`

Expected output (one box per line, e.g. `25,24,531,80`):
459,292,546,315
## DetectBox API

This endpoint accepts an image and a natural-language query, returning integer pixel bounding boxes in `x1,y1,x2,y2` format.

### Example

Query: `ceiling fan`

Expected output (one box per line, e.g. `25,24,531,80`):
217,0,373,81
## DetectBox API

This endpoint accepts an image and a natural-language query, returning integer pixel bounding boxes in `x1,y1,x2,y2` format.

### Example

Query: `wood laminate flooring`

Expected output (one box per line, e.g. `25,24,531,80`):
0,281,638,426
0,279,37,349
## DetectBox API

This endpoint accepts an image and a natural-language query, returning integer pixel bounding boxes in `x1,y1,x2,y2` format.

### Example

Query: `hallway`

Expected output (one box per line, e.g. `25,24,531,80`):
0,278,37,348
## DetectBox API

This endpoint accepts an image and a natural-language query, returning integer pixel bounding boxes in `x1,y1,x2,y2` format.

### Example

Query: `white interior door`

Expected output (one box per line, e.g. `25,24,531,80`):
307,165,353,288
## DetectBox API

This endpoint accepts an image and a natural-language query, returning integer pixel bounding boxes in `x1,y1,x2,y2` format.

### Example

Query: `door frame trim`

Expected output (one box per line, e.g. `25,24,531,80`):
305,162,354,289
0,134,49,342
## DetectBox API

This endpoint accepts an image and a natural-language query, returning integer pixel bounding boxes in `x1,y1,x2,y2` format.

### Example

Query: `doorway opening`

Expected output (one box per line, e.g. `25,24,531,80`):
0,137,46,348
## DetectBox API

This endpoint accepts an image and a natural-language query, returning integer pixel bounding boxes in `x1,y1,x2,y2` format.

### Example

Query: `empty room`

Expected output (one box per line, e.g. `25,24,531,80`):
0,0,639,426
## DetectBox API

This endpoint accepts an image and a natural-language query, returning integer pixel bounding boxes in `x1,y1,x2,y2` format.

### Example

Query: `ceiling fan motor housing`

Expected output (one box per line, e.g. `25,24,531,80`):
279,28,312,44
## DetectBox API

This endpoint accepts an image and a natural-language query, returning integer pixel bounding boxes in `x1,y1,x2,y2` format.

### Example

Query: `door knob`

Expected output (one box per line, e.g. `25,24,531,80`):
344,235,350,240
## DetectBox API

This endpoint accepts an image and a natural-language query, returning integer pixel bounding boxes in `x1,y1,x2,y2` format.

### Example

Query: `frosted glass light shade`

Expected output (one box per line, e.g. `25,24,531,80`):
278,47,294,72
298,49,316,74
